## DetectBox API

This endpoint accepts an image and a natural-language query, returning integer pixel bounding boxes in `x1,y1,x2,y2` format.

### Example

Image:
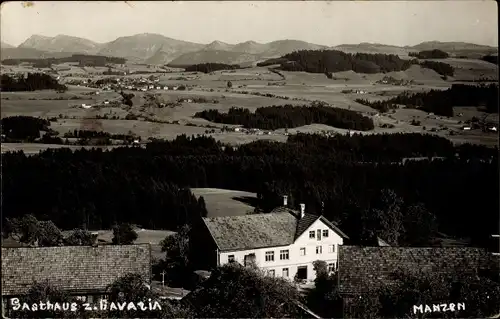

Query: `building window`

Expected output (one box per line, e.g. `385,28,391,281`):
316,246,322,254
268,269,275,277
228,255,235,263
265,251,275,262
328,244,335,253
328,263,335,273
309,231,315,239
323,229,329,237
317,229,322,240
280,249,290,260
282,268,289,277
300,247,306,256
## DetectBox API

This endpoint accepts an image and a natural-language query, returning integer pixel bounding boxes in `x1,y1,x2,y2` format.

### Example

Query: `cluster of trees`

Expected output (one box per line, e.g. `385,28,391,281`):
0,73,67,92
1,116,52,141
194,104,375,131
184,63,240,73
120,91,134,106
256,57,288,67
1,54,126,67
95,78,117,85
357,84,498,116
354,98,398,113
419,60,455,76
2,134,498,248
3,214,141,248
482,54,498,65
409,49,450,59
63,129,137,141
277,50,417,74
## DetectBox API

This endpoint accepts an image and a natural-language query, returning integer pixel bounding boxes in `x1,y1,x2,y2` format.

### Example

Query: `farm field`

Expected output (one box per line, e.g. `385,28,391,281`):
1,59,498,152
190,188,258,217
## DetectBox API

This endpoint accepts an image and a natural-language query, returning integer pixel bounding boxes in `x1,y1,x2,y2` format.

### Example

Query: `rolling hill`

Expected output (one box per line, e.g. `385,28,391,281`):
168,50,259,67
0,48,73,60
1,42,14,49
97,33,204,61
18,34,102,54
167,40,328,66
5,32,498,66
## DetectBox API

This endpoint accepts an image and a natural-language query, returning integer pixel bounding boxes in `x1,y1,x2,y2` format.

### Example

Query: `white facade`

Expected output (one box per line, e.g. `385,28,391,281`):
218,218,343,282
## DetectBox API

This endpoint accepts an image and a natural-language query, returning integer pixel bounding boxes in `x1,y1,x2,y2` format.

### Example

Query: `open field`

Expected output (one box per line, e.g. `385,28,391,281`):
191,188,258,217
1,59,498,152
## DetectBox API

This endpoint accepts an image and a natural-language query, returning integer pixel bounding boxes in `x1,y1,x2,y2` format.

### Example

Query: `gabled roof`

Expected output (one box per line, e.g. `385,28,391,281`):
202,208,348,252
1,244,151,296
338,246,496,295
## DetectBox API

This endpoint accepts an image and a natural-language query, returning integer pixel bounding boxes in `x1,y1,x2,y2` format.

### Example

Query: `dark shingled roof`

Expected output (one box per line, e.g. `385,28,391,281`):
338,246,496,294
1,244,151,296
202,209,348,252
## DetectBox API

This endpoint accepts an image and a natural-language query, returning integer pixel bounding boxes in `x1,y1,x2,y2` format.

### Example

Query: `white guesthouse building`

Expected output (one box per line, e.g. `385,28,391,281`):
200,196,349,282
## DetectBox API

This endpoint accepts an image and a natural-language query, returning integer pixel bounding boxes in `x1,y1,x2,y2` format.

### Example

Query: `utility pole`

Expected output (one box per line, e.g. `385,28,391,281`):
491,235,500,256
160,270,166,287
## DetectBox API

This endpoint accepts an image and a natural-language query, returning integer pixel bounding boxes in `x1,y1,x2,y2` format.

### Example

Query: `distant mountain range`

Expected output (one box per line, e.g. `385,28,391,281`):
1,33,497,65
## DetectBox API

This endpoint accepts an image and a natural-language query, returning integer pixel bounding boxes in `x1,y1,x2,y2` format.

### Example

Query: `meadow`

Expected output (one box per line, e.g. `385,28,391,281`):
1,59,498,152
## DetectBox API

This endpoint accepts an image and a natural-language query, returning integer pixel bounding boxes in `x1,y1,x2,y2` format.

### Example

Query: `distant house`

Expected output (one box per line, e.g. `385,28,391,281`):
337,246,498,316
1,244,151,316
462,126,472,131
163,86,169,90
192,197,349,283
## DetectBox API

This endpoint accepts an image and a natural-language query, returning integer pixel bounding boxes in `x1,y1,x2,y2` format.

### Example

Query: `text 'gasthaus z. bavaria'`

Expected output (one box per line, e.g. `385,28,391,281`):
9,298,162,312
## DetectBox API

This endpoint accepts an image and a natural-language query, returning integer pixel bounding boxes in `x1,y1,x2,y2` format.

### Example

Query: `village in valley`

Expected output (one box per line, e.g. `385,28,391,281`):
1,1,499,319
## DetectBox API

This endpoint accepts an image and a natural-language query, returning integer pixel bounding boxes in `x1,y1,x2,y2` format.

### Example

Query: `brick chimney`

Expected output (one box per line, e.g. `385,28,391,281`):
283,195,288,207
299,203,305,218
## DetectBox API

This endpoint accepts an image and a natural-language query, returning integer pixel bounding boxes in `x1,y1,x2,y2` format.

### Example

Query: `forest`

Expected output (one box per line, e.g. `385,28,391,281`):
1,54,126,67
1,116,52,141
356,84,498,116
0,73,67,92
408,49,450,59
184,63,240,73
2,133,498,250
276,50,417,73
194,104,375,131
256,58,288,67
419,60,455,76
482,54,498,65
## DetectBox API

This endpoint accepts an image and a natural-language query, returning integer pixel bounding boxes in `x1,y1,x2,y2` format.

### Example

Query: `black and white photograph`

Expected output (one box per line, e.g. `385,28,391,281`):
1,1,499,318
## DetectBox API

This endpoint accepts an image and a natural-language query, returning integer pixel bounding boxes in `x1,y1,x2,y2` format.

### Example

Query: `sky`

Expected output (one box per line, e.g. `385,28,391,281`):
1,1,498,47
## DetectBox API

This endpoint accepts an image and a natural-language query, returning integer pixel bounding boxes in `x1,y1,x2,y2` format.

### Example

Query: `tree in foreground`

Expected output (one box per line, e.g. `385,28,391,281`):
9,280,86,318
64,229,95,246
111,223,138,245
3,214,63,247
107,273,192,318
186,263,303,318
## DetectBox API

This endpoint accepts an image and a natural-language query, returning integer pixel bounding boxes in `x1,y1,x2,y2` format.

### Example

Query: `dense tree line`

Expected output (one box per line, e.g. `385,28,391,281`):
357,84,498,116
419,60,455,76
184,63,240,73
354,98,398,113
1,116,51,141
482,54,498,65
194,104,375,131
409,49,450,59
2,134,497,249
256,58,288,67
63,129,136,141
1,54,126,67
0,73,67,92
276,50,417,74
